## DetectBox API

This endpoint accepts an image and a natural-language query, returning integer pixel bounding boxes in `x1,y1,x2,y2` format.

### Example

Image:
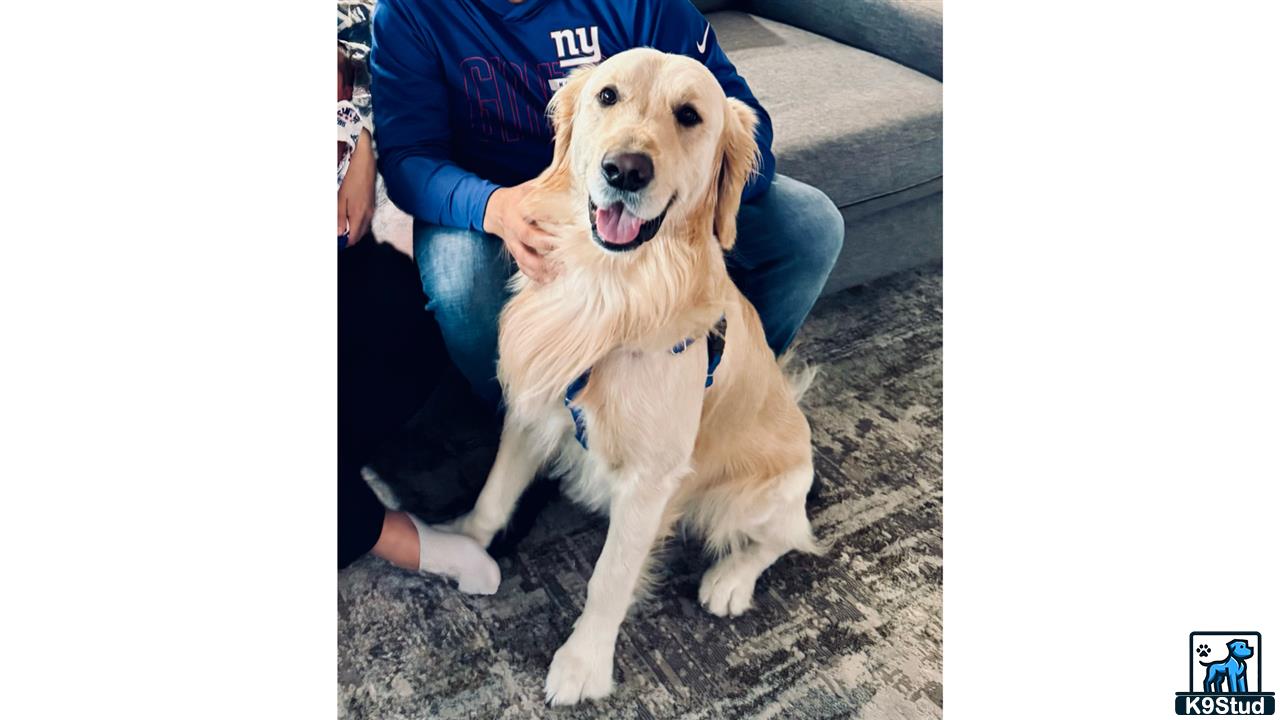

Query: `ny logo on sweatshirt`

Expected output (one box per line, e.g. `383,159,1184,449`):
548,26,600,89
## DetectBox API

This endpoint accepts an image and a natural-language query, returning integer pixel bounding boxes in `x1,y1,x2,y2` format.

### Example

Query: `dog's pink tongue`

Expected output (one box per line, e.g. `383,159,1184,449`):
595,203,643,245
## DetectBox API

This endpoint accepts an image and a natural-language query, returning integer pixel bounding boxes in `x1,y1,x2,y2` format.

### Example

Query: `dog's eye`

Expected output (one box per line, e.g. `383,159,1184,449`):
675,104,702,127
598,86,618,106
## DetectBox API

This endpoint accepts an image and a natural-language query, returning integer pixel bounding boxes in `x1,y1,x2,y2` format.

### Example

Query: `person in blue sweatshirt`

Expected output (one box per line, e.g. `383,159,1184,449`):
371,0,844,407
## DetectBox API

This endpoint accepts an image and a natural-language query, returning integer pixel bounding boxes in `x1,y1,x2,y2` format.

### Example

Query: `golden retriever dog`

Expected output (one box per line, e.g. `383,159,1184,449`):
444,48,820,705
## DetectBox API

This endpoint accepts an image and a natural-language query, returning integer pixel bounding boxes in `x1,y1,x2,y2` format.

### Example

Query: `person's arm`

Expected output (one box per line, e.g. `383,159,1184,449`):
369,0,498,231
338,129,377,245
645,0,777,201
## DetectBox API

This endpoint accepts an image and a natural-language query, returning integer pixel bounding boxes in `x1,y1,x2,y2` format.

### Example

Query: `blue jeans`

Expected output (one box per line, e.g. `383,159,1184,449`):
414,174,844,407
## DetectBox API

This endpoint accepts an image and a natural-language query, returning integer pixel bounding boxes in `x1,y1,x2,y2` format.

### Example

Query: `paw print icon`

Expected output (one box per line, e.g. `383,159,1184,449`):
1196,643,1212,658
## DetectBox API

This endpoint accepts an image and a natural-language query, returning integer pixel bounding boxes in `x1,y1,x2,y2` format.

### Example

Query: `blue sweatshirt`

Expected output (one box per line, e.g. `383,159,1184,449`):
370,0,776,232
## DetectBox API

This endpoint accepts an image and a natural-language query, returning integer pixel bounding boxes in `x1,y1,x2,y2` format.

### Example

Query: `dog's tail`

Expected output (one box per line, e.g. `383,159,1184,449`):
778,350,819,402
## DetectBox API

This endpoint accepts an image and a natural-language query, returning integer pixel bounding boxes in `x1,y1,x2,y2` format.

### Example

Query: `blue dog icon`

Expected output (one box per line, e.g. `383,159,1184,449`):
1202,639,1254,693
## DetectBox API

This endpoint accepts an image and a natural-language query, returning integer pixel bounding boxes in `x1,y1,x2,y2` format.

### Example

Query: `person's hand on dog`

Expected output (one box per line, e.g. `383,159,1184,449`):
338,129,376,246
484,180,558,283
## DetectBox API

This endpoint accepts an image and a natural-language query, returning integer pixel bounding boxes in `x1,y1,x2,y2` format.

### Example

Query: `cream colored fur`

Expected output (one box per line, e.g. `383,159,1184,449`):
443,49,820,706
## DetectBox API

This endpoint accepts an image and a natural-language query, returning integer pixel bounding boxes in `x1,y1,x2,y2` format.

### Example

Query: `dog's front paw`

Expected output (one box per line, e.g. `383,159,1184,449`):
433,511,495,549
544,635,614,706
698,557,758,617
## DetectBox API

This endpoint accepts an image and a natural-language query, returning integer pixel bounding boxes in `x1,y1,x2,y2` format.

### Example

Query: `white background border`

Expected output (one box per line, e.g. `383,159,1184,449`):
946,1,1279,716
3,1,1278,717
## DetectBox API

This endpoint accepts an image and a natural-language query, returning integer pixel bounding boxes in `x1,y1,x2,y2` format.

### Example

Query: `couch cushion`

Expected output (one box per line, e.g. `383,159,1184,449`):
747,0,943,81
709,11,942,211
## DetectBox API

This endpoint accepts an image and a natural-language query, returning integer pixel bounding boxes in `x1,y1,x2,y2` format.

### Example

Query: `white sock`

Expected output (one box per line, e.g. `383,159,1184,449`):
406,513,501,595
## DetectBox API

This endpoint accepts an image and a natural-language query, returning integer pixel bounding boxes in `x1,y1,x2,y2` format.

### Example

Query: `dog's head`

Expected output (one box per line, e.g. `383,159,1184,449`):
1228,640,1254,660
543,48,760,254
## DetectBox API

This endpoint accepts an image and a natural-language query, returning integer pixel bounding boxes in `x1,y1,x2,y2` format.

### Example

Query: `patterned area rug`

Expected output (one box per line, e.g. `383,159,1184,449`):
338,264,943,719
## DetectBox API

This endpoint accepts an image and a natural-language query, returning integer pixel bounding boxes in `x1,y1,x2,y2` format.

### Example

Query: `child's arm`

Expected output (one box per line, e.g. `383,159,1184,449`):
338,128,376,245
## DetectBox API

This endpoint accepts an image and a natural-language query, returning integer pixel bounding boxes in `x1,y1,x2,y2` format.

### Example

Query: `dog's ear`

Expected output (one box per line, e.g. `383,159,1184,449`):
712,97,761,250
544,64,597,185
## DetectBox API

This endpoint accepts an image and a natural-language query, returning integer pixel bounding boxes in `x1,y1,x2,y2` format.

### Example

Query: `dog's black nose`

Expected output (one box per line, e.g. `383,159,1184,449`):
601,152,653,192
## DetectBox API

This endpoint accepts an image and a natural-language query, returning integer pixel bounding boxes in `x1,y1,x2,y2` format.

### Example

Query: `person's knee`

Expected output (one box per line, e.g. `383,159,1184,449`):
791,186,845,277
413,224,506,321
762,179,844,280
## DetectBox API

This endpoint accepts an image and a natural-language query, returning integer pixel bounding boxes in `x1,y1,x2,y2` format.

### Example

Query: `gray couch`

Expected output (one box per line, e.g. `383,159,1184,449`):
693,0,942,294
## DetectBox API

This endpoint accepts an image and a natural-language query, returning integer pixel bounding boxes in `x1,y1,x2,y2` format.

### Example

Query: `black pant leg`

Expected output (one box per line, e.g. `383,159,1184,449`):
338,460,385,568
337,238,447,568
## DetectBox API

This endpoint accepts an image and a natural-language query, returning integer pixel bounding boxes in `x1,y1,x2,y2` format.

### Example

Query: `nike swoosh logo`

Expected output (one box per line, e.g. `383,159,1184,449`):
696,23,710,54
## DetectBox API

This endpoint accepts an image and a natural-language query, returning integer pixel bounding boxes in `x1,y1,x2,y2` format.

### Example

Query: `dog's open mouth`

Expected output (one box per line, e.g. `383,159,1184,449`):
589,196,674,252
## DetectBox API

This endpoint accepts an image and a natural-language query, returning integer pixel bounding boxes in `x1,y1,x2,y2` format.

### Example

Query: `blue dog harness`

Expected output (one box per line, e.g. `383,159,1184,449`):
564,316,727,450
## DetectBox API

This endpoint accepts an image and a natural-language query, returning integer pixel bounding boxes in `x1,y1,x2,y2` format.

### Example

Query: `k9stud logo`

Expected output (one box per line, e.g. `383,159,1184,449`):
1176,632,1275,715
